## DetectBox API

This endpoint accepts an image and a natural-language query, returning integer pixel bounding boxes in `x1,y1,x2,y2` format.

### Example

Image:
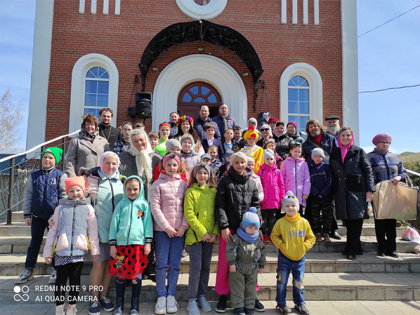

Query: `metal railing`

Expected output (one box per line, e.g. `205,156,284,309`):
0,130,80,224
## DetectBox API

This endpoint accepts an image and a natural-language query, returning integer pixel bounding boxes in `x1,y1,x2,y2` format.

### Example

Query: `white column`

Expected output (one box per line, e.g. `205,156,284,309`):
103,0,109,14
27,0,54,152
303,0,308,24
79,0,85,14
91,0,97,14
281,0,287,24
341,0,359,144
292,0,297,24
314,0,319,25
115,0,121,15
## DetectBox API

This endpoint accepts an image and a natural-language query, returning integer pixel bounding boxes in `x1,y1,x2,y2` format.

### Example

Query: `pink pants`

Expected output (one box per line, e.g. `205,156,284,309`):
215,229,259,295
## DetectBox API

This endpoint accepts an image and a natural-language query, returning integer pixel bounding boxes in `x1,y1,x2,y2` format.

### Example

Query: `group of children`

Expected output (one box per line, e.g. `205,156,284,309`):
19,118,338,315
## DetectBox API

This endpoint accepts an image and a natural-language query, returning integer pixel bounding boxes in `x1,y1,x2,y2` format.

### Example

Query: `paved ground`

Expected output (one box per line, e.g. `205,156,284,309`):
1,300,420,315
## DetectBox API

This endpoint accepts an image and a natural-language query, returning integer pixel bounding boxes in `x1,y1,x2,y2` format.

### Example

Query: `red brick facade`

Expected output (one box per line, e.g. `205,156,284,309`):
45,0,342,141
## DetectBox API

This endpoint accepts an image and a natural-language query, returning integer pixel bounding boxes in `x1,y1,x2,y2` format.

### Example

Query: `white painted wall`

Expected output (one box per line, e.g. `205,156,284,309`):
26,0,54,151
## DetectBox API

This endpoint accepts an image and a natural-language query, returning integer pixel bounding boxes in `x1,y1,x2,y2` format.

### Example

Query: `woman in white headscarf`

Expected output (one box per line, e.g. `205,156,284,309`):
119,129,161,200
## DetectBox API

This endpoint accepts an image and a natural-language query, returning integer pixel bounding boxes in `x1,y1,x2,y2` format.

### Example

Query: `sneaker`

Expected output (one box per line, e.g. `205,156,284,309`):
294,304,310,315
235,308,246,315
198,296,212,312
15,269,33,284
187,300,200,315
322,234,331,243
315,233,322,242
215,295,227,313
275,304,291,314
100,296,115,312
67,304,77,315
89,301,101,315
245,308,254,315
55,305,66,315
129,297,139,315
166,295,178,313
49,267,57,284
386,251,399,258
263,235,270,243
254,299,265,312
114,297,124,315
155,297,166,315
182,247,188,258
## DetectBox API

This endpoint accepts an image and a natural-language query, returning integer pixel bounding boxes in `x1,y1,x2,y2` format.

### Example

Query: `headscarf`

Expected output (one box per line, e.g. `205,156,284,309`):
99,151,120,179
260,124,273,138
337,132,354,163
128,129,153,181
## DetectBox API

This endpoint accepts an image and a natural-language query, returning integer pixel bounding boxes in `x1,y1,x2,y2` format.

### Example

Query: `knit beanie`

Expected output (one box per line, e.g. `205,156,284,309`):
225,150,234,158
166,139,182,152
162,152,181,170
180,134,194,144
372,133,392,146
65,176,86,195
282,191,299,212
230,152,248,165
287,121,298,130
241,207,260,229
311,148,325,159
41,147,63,165
264,149,274,161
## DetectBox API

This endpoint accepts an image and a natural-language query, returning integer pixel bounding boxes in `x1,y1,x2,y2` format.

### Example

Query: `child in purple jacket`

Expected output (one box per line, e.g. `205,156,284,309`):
280,143,310,216
257,149,285,242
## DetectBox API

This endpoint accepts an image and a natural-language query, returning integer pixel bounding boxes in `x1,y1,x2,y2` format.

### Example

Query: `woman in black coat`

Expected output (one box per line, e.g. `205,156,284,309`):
329,127,375,260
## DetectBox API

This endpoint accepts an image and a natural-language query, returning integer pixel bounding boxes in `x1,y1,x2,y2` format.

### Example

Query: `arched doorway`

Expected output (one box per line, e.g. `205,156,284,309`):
177,81,222,118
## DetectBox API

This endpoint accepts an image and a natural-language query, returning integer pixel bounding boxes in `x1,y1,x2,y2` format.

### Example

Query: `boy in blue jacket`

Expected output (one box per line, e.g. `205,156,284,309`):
308,148,333,243
16,147,67,284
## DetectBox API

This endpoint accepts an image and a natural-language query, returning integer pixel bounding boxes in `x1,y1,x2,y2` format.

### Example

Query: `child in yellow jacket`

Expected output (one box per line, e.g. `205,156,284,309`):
270,191,315,315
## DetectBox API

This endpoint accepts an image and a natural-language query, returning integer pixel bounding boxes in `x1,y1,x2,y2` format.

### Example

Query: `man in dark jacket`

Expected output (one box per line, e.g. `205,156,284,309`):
193,105,221,140
98,108,121,149
169,111,179,139
302,119,340,239
212,103,237,138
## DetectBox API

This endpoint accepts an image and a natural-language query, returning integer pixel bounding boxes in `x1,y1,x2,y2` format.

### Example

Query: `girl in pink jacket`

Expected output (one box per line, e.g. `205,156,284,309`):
150,152,189,314
280,143,311,216
257,149,285,241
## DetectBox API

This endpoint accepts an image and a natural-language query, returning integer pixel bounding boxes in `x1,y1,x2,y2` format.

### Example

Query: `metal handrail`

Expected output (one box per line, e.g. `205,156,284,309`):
406,169,420,177
0,129,80,163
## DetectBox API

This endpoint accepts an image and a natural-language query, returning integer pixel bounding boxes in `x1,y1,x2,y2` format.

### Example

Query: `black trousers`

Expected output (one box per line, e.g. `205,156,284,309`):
344,219,363,256
311,201,333,234
55,262,83,306
374,218,397,254
330,201,339,233
261,209,277,236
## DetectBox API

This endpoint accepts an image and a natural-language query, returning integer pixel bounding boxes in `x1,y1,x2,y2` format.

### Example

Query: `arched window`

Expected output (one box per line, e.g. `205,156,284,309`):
84,67,109,118
288,75,309,133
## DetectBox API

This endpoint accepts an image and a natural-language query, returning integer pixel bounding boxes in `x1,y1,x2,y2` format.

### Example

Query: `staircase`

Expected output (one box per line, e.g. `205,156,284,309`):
1,214,419,305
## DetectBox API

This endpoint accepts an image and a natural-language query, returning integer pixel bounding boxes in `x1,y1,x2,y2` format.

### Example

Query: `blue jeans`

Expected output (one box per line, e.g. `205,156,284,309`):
154,231,184,298
25,216,55,270
276,252,305,306
188,241,214,300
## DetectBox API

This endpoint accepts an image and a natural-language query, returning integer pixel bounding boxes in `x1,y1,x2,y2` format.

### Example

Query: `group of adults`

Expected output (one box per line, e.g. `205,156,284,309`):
64,104,406,262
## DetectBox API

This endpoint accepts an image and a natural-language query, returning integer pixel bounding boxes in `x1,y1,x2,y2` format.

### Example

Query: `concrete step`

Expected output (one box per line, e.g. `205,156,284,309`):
11,211,25,222
2,252,420,276
3,301,420,315
2,272,420,304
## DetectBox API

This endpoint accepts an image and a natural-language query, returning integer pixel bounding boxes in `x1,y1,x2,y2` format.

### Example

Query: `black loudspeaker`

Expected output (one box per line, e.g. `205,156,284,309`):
128,92,153,119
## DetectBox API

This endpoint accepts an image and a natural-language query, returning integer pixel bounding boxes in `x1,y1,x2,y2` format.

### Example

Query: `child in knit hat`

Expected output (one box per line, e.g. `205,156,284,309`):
43,176,99,315
16,147,67,286
308,148,333,243
226,207,266,315
180,134,200,172
257,149,285,242
271,191,315,315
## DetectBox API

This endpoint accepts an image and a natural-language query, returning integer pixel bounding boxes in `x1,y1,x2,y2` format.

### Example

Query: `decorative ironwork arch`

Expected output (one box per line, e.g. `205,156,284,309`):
138,20,264,91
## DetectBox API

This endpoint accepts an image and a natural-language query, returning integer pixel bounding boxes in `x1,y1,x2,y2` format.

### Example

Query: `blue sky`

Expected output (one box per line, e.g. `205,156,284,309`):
0,0,419,154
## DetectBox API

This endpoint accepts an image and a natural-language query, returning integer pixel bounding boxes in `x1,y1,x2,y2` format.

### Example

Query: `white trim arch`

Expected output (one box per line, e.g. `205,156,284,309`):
176,0,227,20
280,63,323,124
152,54,247,131
69,53,119,133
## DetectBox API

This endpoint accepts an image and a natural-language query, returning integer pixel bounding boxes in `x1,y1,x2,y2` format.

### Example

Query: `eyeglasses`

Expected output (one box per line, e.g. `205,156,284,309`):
260,128,269,132
378,141,390,145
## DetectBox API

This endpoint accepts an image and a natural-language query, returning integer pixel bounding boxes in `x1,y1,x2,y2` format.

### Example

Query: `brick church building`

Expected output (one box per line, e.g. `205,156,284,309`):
26,0,359,149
